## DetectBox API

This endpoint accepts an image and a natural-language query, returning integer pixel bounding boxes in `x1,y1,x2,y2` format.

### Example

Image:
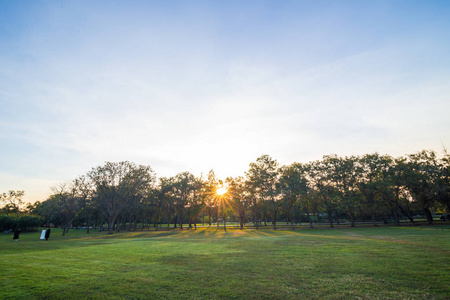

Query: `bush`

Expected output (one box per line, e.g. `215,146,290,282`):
0,214,44,231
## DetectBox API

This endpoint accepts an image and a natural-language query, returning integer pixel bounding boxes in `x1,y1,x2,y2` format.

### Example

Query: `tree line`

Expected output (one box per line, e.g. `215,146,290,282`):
2,149,449,234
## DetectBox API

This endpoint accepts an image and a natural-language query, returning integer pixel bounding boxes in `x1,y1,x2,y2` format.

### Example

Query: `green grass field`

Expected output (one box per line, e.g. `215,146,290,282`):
1,225,449,299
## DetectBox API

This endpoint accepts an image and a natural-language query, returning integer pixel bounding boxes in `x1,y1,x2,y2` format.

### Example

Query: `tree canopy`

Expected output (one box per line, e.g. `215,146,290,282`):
4,149,450,234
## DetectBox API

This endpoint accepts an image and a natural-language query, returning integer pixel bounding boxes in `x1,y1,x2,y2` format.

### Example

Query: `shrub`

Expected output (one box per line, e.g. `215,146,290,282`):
0,214,44,231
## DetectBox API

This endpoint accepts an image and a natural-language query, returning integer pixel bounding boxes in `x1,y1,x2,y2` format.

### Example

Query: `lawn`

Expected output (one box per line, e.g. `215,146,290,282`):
1,225,449,299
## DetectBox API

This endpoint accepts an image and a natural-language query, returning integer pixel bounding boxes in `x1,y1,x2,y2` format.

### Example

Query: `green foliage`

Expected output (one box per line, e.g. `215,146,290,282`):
0,214,44,231
88,161,156,234
0,190,25,214
26,149,450,236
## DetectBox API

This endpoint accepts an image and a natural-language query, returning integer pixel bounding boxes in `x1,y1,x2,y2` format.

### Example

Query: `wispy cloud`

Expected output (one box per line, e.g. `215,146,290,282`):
1,1,449,202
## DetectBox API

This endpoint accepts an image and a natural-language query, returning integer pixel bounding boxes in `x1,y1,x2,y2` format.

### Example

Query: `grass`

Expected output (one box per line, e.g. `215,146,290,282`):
1,225,449,299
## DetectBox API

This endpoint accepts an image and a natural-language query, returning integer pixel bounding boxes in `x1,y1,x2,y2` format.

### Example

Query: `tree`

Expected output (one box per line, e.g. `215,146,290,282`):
50,183,84,235
403,150,440,224
186,176,204,229
120,171,154,232
0,190,25,214
436,149,450,213
88,161,155,234
171,172,198,229
0,214,43,231
278,163,308,229
203,170,219,227
73,176,94,233
158,177,177,228
246,155,281,229
374,156,416,224
245,178,261,229
226,176,249,230
308,160,340,227
303,188,322,227
150,180,168,230
356,153,393,226
325,155,359,227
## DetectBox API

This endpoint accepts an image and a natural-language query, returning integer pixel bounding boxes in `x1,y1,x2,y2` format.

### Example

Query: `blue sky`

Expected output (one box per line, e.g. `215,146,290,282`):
1,1,449,202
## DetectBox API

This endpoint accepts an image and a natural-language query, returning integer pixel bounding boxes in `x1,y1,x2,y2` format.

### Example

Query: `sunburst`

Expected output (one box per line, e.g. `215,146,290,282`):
216,187,228,196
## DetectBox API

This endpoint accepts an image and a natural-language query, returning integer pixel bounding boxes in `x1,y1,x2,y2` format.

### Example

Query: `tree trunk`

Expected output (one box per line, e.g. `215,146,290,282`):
179,213,183,229
396,203,415,223
349,211,355,227
208,209,212,227
390,206,400,226
108,215,117,234
372,209,377,227
327,206,334,228
305,207,310,225
306,210,312,228
273,210,277,230
86,210,91,234
388,198,400,226
217,209,220,228
292,213,295,230
423,207,433,224
312,209,318,225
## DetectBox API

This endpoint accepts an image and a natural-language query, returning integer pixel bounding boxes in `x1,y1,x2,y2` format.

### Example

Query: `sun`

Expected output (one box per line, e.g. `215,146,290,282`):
216,187,228,196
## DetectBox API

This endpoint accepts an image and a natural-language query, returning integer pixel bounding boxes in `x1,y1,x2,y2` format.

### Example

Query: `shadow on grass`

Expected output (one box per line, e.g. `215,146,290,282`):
2,224,449,255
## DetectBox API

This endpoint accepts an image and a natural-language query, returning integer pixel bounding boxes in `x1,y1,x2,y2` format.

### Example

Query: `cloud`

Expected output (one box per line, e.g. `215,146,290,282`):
1,1,449,202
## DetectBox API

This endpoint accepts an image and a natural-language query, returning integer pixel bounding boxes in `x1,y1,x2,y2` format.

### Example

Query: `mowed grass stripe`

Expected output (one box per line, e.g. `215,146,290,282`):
1,226,449,299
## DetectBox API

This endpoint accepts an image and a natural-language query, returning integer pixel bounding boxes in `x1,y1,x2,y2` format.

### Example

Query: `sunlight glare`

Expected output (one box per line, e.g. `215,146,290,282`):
216,187,228,196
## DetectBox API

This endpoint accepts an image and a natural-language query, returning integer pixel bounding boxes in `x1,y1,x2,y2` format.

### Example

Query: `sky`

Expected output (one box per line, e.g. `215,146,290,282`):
1,0,449,203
